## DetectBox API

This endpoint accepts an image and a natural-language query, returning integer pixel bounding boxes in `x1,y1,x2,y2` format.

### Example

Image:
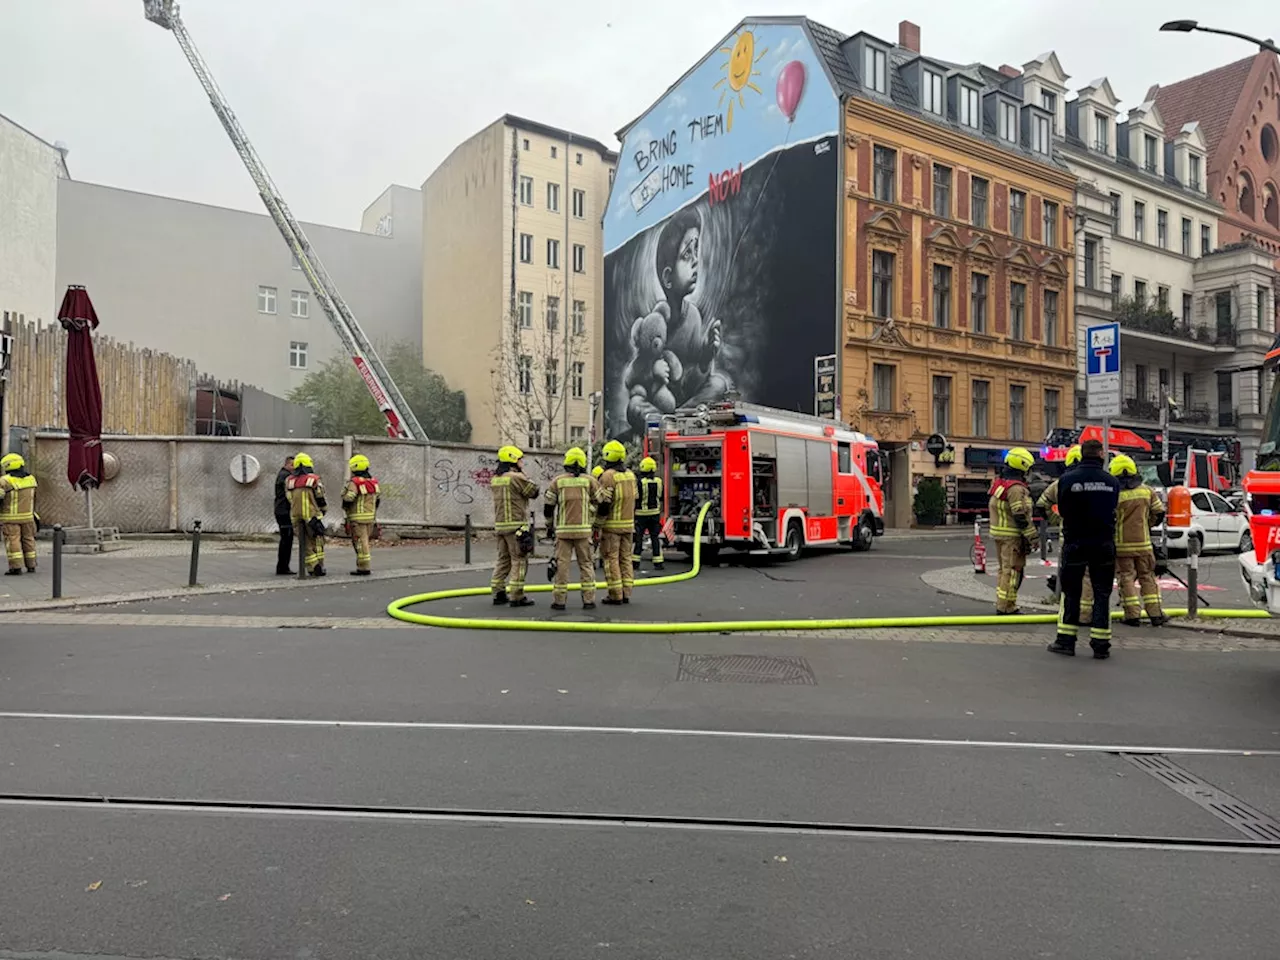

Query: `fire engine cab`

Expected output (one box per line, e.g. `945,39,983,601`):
650,402,886,560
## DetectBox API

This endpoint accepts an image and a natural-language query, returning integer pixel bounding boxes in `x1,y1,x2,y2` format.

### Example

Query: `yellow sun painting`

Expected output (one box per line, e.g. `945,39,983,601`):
713,29,767,132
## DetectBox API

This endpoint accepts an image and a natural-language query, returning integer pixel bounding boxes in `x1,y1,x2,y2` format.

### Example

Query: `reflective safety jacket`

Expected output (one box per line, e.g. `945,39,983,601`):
543,473,601,539
598,468,638,532
0,473,37,523
635,474,663,517
286,470,326,523
988,477,1033,541
491,470,538,532
342,474,381,524
1036,479,1061,527
1115,482,1165,556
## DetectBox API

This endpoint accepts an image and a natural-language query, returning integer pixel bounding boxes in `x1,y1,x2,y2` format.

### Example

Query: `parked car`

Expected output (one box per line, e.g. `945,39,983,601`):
1154,487,1252,555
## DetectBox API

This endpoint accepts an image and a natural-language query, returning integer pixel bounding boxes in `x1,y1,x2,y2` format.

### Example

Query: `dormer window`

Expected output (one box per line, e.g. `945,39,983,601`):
864,46,888,94
999,102,1018,143
922,70,944,115
1041,91,1057,114
1032,114,1051,154
1188,154,1202,190
959,85,981,129
1094,114,1109,152
1143,134,1159,174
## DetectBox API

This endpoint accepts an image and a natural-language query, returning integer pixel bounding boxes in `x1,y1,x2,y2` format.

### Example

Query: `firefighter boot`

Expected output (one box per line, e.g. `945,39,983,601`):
1047,636,1076,657
510,597,535,608
493,591,509,606
1090,639,1112,660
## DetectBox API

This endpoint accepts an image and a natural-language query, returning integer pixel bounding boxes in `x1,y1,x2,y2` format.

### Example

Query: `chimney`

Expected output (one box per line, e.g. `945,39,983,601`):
998,64,1021,78
898,20,920,54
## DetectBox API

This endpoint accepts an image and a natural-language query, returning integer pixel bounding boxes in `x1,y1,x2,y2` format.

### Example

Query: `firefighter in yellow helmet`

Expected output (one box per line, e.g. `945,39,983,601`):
596,439,638,604
1110,453,1167,626
988,446,1039,614
543,447,602,609
591,464,605,570
0,453,38,575
341,454,380,576
285,452,327,576
490,445,539,606
633,455,664,570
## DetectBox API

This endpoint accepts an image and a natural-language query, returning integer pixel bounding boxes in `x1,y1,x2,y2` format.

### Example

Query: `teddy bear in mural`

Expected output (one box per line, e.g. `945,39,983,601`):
625,307,684,415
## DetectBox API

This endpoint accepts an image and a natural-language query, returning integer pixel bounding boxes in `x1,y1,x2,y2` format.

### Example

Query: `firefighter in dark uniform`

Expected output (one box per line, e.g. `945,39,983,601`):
988,447,1039,614
1050,438,1120,659
632,455,664,571
274,455,295,575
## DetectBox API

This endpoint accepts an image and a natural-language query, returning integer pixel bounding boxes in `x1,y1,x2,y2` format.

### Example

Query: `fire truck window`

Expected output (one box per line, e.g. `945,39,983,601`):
838,442,852,473
869,453,884,484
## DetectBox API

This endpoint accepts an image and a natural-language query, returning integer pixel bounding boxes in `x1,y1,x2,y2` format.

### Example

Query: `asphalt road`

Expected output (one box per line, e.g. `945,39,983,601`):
4,536,1279,959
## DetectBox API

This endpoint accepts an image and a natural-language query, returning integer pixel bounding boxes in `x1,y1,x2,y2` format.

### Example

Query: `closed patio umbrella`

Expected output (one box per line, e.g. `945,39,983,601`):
57,285,104,526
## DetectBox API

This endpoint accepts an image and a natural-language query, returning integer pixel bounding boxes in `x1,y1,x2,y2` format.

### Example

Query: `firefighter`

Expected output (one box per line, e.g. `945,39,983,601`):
597,439,638,605
274,455,295,575
285,452,327,577
490,445,539,607
633,455,664,571
1037,446,1089,607
1050,438,1120,659
0,453,38,575
543,447,601,610
341,454,381,576
1110,453,1167,627
988,447,1040,614
591,465,606,569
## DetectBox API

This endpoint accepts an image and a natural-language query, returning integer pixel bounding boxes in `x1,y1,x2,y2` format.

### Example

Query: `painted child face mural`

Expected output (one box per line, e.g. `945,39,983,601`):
666,228,700,297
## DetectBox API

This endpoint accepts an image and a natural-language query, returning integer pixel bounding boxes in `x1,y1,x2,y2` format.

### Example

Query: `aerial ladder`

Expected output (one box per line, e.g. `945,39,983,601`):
141,0,427,440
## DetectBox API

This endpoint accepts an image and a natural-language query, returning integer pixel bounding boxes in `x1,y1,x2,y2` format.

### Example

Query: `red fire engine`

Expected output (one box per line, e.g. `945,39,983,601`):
649,402,886,560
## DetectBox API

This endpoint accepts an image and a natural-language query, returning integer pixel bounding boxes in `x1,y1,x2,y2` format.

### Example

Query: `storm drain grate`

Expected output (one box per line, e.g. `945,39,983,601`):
1124,754,1280,843
677,654,816,685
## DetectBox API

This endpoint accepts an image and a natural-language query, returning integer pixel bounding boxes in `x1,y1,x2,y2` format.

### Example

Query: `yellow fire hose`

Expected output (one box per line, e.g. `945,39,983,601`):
387,502,1271,632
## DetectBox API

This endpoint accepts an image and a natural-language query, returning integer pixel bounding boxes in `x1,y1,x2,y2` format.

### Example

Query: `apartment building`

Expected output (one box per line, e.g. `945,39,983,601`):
423,115,616,448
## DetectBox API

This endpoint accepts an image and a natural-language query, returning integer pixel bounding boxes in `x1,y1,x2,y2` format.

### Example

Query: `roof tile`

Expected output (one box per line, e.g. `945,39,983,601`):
1149,56,1256,161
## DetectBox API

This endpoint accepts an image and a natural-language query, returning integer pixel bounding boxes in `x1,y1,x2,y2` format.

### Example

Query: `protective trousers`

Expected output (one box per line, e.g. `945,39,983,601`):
491,531,528,599
276,520,294,574
294,522,325,574
2,521,36,572
633,515,664,567
994,539,1027,613
1057,543,1115,648
1116,552,1163,620
553,536,596,605
600,530,635,600
348,521,374,572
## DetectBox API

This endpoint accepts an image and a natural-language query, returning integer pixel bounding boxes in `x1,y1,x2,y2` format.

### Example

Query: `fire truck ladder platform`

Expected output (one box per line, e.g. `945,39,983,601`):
387,504,1271,633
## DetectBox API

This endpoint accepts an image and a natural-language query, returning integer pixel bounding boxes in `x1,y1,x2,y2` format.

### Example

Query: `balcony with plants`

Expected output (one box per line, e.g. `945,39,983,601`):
1113,295,1235,346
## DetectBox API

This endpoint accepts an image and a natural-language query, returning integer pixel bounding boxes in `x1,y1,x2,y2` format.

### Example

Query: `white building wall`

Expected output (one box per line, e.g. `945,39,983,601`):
0,114,66,325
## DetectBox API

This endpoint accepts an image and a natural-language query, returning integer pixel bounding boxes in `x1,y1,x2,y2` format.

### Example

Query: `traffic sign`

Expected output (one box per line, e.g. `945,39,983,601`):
1085,322,1121,419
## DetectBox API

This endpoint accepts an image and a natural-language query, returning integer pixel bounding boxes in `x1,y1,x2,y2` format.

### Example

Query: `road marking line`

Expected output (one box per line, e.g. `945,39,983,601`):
1,711,1276,757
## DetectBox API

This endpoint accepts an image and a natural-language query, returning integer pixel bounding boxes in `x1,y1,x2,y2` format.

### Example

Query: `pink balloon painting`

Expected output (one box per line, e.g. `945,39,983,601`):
776,60,806,121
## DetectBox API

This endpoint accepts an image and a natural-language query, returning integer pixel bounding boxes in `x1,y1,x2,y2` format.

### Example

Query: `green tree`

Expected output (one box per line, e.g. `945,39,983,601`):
912,477,947,526
288,342,471,441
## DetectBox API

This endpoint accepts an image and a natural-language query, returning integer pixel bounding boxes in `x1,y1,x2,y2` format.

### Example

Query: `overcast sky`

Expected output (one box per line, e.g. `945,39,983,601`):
3,1,1276,229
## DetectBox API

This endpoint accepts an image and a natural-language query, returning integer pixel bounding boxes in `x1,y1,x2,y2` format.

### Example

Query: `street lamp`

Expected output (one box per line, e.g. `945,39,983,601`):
1159,19,1280,55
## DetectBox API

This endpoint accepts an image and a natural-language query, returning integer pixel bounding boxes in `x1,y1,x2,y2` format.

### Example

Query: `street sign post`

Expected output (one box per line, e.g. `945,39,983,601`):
1085,322,1121,458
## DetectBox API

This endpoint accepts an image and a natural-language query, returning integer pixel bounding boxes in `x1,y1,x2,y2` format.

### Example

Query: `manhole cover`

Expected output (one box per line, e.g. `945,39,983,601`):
677,653,815,685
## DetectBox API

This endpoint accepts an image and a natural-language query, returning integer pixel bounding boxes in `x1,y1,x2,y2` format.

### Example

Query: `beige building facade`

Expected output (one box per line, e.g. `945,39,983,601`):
422,115,616,448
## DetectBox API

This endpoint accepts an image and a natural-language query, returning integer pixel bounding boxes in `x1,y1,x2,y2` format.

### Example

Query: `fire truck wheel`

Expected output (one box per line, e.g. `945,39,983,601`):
784,521,804,561
851,516,874,552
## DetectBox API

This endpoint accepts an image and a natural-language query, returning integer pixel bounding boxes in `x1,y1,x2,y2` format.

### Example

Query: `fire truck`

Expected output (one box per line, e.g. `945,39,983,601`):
1240,334,1280,611
648,402,886,560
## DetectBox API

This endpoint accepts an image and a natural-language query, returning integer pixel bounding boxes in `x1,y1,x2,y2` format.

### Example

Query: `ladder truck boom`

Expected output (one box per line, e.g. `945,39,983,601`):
141,0,427,441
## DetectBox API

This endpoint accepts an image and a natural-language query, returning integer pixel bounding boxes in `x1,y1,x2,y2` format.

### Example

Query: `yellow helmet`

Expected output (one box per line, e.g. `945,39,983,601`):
498,445,524,464
592,465,604,478
294,453,313,469
602,439,626,463
0,453,24,472
1004,447,1034,472
564,447,587,468
1064,444,1082,467
639,456,657,472
348,454,370,473
1109,453,1137,477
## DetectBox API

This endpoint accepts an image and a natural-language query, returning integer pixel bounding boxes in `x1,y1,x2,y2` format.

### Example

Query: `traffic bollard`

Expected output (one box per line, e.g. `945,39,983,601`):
1187,537,1200,618
297,522,306,580
464,514,472,565
188,520,202,587
51,524,64,600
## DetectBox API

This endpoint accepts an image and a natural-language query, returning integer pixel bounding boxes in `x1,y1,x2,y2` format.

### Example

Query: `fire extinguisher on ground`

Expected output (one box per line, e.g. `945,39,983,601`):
972,518,986,574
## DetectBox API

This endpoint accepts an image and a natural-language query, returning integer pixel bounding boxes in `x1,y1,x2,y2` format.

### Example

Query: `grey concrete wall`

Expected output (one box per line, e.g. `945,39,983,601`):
0,114,64,325
240,386,312,439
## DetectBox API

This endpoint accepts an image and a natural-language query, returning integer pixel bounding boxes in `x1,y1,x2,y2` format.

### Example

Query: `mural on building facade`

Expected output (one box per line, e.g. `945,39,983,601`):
603,23,839,441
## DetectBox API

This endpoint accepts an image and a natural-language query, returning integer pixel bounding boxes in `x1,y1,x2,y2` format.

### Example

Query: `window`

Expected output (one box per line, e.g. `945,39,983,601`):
528,419,543,448
1010,282,1027,339
1094,114,1109,152
518,355,533,394
932,376,952,434
932,264,952,328
546,238,560,268
1182,292,1193,326
1201,224,1212,255
838,442,853,474
1189,154,1202,190
1109,191,1121,223
1136,364,1149,400
519,233,533,263
573,243,586,273
872,250,895,318
1133,200,1145,242
1143,134,1159,173
1110,273,1122,306
1157,285,1169,312
545,358,559,396
572,188,585,219
972,380,990,438
863,45,887,93
290,290,309,318
1182,371,1193,407
971,177,989,228
546,182,560,212
519,176,534,205
1216,290,1232,332
518,290,533,328
1042,201,1058,246
971,272,989,334
1218,371,1234,426
545,295,560,331
873,364,895,411
922,70,944,115
575,152,583,166
570,425,585,441
288,341,307,369
1083,236,1097,288
1044,389,1060,432
1010,384,1026,439
1010,190,1026,238
1259,285,1270,327
571,361,585,398
959,85,980,129
550,146,558,159
257,285,277,315
1032,115,1051,154
1044,289,1059,345
522,138,530,151
933,165,952,217
1134,279,1147,304
1157,210,1168,249
873,146,896,203
1181,217,1192,256
1159,367,1170,397
1041,90,1057,114
999,102,1018,143
571,299,585,335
